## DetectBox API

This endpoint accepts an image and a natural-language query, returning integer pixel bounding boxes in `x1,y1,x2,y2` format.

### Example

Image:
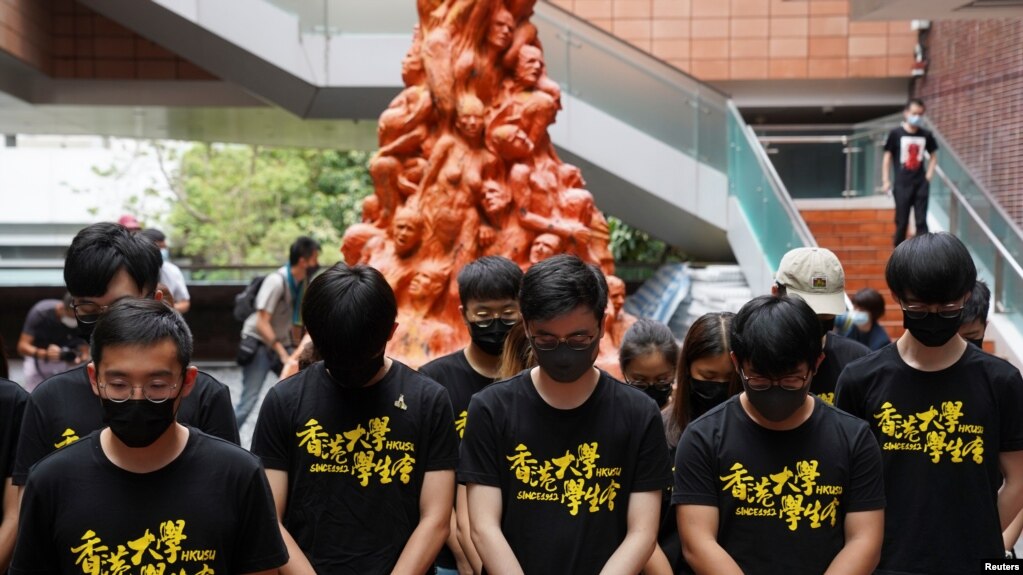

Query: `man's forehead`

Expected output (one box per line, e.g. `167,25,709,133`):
97,341,181,369
468,298,518,310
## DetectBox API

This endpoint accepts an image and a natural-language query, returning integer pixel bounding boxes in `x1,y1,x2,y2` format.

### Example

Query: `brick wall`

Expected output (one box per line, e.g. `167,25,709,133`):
0,0,52,74
547,0,917,81
0,0,215,80
913,19,1023,225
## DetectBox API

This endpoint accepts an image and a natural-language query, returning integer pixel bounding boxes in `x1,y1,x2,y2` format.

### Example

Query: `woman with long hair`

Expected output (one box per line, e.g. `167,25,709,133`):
668,312,741,449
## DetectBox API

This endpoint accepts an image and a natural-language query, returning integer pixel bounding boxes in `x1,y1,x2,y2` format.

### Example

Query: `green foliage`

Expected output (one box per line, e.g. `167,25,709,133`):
159,144,373,267
608,216,687,265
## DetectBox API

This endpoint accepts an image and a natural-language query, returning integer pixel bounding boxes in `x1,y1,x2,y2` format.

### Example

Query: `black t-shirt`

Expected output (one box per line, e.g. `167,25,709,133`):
21,299,86,350
0,378,28,478
13,365,239,485
884,125,938,185
251,360,459,574
419,349,494,568
672,395,885,574
11,428,287,575
458,371,671,574
812,333,870,406
835,344,1023,574
420,349,494,442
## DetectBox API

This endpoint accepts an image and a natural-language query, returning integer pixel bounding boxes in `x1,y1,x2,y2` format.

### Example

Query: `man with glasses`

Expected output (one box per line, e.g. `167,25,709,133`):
13,222,238,491
773,247,869,406
11,300,287,574
419,256,523,575
459,254,670,573
836,232,1023,573
675,295,885,574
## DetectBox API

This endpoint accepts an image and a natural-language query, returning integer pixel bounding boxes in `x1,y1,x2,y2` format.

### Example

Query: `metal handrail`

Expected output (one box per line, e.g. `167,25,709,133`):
923,120,1023,246
936,165,1023,314
853,116,1023,247
729,102,816,249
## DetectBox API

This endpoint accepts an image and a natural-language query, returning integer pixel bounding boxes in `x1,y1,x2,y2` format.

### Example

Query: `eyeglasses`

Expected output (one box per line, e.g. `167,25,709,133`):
71,293,155,324
625,378,673,392
470,310,521,328
738,367,810,392
99,380,180,403
529,332,598,351
901,303,964,320
69,302,112,324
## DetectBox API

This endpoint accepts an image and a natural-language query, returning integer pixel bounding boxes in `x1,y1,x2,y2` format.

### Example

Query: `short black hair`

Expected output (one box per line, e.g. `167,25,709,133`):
289,236,321,266
851,288,886,322
519,254,607,324
906,98,926,111
303,264,397,364
139,228,166,243
457,256,523,308
731,295,823,376
64,222,162,298
961,280,991,326
619,319,678,373
91,298,192,372
885,232,977,304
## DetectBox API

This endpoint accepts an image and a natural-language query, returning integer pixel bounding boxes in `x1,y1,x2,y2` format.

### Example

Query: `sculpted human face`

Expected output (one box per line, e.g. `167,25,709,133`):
529,234,560,264
488,10,515,51
482,182,512,216
457,109,483,140
392,215,422,257
607,279,626,316
408,269,446,300
515,47,543,87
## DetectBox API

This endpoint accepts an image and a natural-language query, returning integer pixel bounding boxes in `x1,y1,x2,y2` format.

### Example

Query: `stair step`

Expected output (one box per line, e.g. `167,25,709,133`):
815,234,895,248
807,222,896,235
801,209,895,223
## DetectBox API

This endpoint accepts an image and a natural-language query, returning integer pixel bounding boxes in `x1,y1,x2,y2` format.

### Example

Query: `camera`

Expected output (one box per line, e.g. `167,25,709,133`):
59,347,77,362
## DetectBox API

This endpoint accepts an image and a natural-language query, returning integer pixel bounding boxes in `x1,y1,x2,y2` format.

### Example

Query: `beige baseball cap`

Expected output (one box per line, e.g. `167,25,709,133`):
775,247,847,315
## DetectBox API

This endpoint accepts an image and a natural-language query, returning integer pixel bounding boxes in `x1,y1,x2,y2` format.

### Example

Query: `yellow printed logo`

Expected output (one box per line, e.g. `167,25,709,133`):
873,400,984,463
71,520,217,575
55,428,80,449
296,417,416,484
720,460,840,531
817,392,835,406
507,442,621,516
455,410,468,439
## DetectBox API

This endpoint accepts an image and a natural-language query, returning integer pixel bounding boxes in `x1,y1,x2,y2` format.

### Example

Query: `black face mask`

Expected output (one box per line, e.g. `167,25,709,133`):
469,321,515,357
819,317,836,335
102,399,177,448
742,380,810,422
326,352,385,389
641,386,671,408
689,378,730,419
967,338,984,349
78,321,96,342
904,313,961,347
306,264,320,278
533,339,598,383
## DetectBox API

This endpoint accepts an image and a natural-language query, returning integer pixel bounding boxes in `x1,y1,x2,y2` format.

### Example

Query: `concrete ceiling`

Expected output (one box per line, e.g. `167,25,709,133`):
851,0,1023,20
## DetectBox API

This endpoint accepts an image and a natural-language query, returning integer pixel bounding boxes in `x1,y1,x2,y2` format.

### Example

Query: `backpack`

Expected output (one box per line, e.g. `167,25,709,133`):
233,275,267,322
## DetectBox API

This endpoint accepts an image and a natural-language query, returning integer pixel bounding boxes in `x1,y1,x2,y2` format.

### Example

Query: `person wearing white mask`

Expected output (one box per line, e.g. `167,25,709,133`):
837,288,891,351
882,98,939,247
16,293,89,391
140,228,191,314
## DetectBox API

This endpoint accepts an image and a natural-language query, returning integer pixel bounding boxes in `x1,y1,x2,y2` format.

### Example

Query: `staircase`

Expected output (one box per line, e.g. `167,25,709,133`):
800,202,1001,353
800,204,903,341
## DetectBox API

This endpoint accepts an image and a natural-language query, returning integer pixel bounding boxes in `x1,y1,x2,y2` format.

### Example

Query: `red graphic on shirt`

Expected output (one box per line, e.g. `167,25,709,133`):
905,143,922,171
899,136,927,172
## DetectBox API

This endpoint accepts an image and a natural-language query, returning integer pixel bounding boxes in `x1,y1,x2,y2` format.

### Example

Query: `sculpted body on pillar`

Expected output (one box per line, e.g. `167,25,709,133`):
344,0,616,366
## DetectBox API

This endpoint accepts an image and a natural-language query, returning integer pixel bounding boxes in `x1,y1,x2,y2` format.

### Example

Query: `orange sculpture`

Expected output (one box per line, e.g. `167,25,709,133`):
345,0,616,366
